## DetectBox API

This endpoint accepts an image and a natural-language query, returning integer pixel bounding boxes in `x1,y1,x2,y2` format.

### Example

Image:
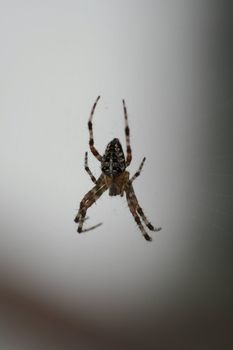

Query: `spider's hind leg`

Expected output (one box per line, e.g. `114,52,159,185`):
74,177,108,233
137,207,162,232
126,188,152,241
131,209,152,241
75,216,102,233
125,183,161,241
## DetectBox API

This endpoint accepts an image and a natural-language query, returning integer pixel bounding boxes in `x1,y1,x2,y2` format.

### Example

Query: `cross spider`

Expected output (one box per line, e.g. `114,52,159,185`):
74,96,161,241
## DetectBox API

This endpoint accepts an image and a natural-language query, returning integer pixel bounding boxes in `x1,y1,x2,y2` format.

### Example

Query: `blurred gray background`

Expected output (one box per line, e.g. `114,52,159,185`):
0,1,233,349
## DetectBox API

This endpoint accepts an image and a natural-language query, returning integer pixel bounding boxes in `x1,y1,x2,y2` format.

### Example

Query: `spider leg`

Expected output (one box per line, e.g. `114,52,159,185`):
88,96,102,162
125,183,161,241
137,206,162,232
130,157,146,183
74,176,108,233
122,99,132,166
126,195,152,241
84,152,97,184
75,216,102,232
81,219,103,233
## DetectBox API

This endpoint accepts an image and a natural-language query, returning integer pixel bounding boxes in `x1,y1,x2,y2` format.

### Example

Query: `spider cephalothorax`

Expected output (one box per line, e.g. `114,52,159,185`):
74,96,161,241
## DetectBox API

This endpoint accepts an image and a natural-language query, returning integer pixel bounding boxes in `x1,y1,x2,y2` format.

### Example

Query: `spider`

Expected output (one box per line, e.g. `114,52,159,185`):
74,96,161,241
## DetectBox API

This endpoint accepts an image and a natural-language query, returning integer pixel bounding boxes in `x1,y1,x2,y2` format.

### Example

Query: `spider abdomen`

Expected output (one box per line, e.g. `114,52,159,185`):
101,138,126,177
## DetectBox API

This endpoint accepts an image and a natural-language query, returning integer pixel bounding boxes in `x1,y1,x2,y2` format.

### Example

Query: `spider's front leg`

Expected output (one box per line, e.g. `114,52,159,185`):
125,183,161,241
84,152,97,184
88,96,102,162
74,175,108,233
122,99,132,166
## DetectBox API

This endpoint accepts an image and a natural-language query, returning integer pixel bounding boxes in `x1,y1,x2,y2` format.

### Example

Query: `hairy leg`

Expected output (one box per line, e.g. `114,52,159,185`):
130,157,146,183
122,99,132,166
127,204,152,241
84,152,97,184
137,206,162,232
125,184,161,241
88,96,102,161
75,176,108,233
80,218,103,233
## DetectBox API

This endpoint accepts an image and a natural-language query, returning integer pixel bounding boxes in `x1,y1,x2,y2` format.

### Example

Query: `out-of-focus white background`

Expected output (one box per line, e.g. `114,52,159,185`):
0,1,233,349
